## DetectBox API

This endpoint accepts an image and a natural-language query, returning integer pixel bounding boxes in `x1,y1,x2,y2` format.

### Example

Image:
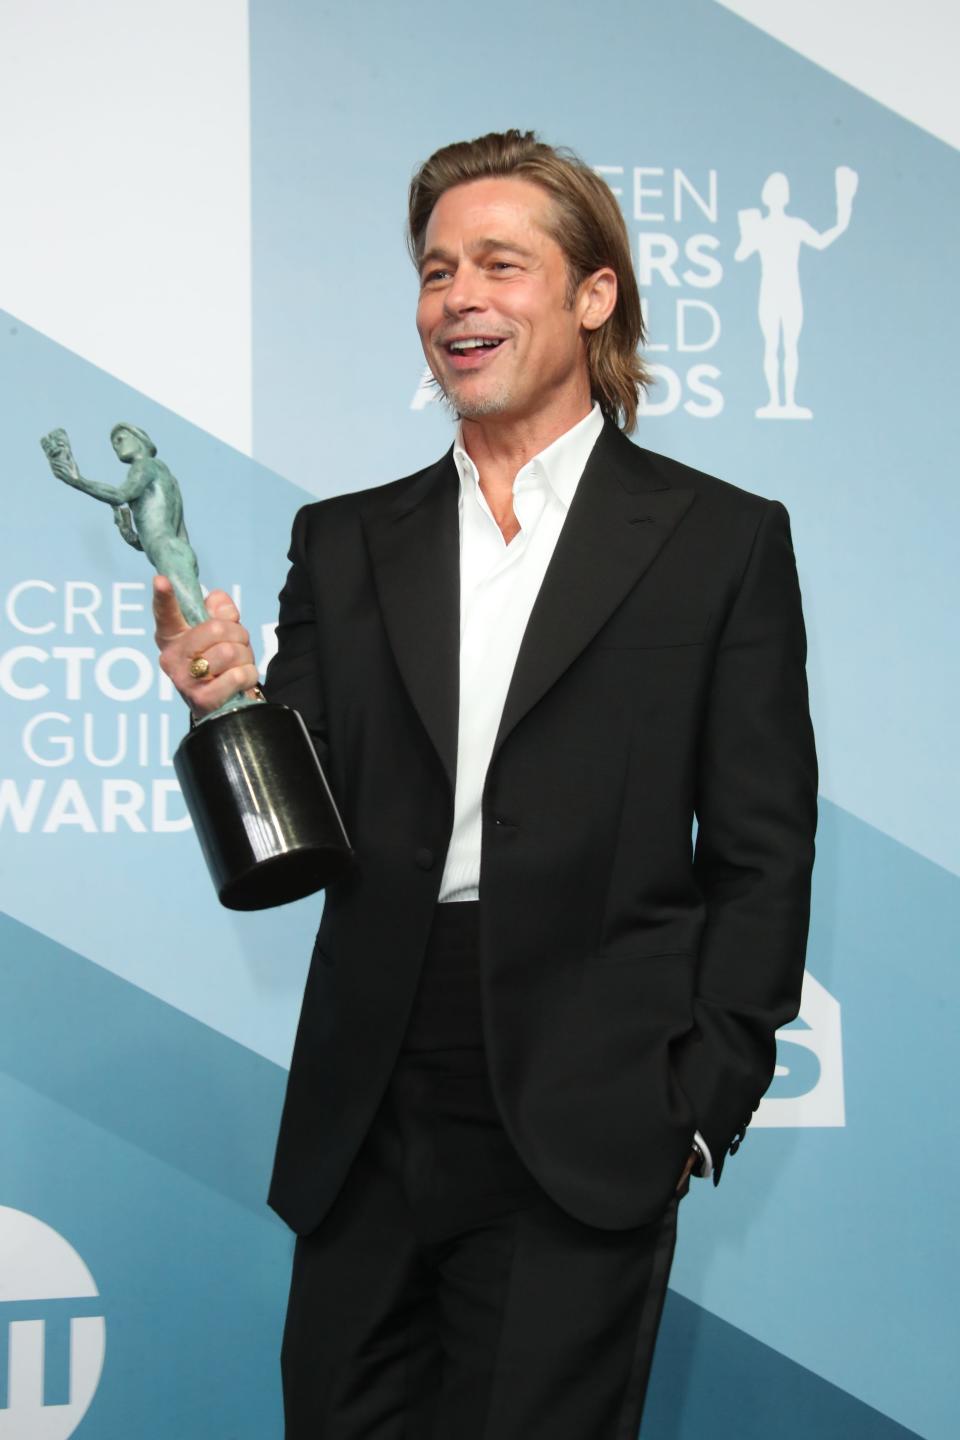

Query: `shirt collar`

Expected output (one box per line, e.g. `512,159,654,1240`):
453,402,604,511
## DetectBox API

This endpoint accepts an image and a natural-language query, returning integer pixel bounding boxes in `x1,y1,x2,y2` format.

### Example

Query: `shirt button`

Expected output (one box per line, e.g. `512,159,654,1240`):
414,847,435,871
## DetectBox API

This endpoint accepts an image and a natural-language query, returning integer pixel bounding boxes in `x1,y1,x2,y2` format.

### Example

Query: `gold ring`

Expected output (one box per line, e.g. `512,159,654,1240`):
189,656,210,680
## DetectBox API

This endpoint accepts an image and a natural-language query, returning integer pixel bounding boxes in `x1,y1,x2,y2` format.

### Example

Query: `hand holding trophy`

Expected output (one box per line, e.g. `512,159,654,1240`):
41,423,352,908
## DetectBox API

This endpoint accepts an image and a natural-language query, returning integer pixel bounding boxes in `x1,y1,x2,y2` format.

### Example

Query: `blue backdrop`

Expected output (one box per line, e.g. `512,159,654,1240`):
2,2,958,1436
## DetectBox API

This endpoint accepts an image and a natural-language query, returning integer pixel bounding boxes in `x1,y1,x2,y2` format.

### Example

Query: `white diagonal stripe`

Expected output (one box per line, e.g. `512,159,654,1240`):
0,0,252,450
715,0,960,150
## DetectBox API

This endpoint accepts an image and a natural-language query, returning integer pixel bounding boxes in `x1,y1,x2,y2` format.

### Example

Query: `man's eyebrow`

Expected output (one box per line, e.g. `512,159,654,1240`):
419,246,456,271
470,237,537,259
419,238,537,271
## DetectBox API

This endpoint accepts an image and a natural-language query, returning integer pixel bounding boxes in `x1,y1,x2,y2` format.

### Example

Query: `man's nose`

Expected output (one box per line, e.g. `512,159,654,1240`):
443,264,485,316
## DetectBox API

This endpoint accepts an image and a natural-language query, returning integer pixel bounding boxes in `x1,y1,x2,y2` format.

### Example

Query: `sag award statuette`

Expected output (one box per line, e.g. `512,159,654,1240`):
41,423,352,910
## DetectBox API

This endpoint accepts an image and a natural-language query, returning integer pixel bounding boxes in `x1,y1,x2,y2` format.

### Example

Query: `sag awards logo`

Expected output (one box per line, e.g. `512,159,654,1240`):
0,579,278,835
757,972,846,1128
411,163,859,421
0,1208,105,1439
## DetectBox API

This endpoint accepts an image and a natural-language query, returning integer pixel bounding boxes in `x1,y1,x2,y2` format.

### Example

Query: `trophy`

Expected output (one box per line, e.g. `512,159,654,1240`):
41,423,353,909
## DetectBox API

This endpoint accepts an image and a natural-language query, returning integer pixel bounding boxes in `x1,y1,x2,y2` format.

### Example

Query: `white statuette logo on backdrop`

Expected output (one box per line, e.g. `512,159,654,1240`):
0,1208,105,1439
736,167,859,419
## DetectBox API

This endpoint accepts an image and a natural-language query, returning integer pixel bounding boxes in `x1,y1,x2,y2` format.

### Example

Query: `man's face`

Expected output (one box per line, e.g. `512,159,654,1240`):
416,177,592,425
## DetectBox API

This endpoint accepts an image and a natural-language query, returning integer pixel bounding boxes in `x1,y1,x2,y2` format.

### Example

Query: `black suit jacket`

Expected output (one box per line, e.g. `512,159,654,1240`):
263,420,818,1235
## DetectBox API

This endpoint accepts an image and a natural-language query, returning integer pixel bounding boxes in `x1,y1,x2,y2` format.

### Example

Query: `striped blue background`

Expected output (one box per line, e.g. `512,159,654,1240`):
2,2,957,1435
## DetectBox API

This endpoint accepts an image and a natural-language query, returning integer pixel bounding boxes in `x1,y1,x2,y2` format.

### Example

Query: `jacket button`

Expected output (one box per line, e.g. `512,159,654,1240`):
414,847,435,871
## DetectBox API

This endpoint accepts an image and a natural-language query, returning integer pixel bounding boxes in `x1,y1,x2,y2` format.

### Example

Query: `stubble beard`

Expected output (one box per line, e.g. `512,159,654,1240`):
434,373,514,422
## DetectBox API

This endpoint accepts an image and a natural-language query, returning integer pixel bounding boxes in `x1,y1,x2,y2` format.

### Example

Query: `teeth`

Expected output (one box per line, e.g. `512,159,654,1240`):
450,338,499,351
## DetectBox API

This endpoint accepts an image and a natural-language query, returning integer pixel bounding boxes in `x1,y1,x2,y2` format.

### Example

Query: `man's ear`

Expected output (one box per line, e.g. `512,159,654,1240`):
580,268,618,332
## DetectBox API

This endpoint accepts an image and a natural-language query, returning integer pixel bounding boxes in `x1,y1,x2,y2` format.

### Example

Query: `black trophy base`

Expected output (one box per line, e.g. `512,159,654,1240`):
174,702,352,911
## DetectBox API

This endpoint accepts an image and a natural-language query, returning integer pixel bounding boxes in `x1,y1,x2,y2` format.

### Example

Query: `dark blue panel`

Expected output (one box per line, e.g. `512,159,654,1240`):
646,1290,923,1439
0,910,287,1216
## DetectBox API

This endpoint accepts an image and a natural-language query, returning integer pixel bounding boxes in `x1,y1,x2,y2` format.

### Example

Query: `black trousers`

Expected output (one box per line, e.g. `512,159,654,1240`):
281,903,682,1439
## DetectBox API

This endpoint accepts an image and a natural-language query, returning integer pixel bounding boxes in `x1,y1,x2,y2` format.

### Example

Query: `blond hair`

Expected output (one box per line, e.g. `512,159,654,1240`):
408,130,650,432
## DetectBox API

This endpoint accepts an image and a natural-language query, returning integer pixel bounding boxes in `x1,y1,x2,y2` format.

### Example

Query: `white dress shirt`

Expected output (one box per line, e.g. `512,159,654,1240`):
439,401,604,903
435,401,712,1177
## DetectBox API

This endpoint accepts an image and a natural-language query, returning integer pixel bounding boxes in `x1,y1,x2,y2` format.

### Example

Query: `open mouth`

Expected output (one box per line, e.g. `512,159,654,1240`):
443,336,506,369
445,337,504,353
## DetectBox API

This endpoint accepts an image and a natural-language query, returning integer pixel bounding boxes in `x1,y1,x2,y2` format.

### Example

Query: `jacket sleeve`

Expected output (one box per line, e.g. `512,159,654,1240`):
674,499,818,1182
262,503,329,768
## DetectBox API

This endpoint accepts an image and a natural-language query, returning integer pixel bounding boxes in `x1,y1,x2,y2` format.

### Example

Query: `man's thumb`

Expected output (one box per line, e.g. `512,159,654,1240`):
152,574,188,639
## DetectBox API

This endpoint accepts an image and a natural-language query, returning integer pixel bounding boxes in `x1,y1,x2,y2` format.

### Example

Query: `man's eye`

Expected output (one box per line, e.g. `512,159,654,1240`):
490,261,517,272
422,269,450,284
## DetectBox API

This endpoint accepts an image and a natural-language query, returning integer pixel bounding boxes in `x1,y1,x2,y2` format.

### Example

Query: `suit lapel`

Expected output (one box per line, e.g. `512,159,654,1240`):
360,425,695,790
492,423,696,761
361,454,460,792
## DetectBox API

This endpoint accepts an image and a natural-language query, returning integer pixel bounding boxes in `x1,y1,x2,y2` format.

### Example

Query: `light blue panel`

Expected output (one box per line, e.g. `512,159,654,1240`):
0,313,322,1064
0,912,288,1214
1,916,291,1436
1,1080,289,1436
249,0,960,878
670,799,960,1439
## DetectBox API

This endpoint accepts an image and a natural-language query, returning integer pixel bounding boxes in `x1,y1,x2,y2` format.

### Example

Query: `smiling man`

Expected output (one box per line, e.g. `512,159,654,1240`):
154,129,817,1437
417,176,614,432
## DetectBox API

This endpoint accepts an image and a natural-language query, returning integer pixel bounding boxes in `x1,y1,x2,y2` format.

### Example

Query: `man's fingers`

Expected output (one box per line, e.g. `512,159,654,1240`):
205,588,239,623
189,641,254,682
152,574,189,640
151,576,252,715
153,579,242,639
156,618,251,676
188,663,261,719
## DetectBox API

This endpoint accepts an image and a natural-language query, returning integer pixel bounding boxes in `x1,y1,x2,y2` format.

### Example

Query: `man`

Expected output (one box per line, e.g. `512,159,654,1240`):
154,130,817,1437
